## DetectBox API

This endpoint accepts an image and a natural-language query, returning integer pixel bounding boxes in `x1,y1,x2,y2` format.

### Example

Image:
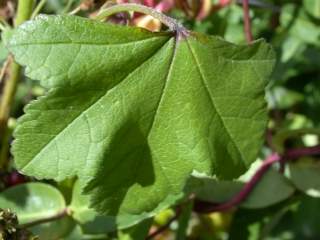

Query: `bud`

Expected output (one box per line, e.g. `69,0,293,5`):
0,208,38,240
133,15,162,32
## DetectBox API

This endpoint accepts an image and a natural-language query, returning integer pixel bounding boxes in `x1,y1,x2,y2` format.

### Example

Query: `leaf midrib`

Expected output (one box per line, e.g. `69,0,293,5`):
19,37,172,175
9,35,170,47
136,38,179,193
185,39,246,165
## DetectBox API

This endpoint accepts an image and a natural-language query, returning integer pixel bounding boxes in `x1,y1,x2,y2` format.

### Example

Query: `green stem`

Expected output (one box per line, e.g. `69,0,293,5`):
0,60,20,138
31,0,47,19
15,0,35,26
0,123,13,169
0,0,35,169
176,201,193,240
19,208,69,229
63,0,76,14
95,3,187,33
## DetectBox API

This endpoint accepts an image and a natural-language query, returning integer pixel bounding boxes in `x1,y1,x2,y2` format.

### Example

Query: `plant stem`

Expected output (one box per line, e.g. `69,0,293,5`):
0,61,20,136
63,0,76,14
242,0,253,43
285,145,320,159
194,153,280,213
194,144,320,213
0,57,10,84
19,208,69,229
0,0,35,167
14,0,35,26
95,3,188,33
31,0,47,19
0,122,13,170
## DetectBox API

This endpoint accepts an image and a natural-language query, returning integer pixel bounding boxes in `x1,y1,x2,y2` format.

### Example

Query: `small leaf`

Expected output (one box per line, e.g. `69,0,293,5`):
69,180,117,233
6,14,275,220
176,201,193,240
63,224,109,240
70,180,175,231
63,225,84,240
188,160,295,209
29,217,75,240
289,159,320,197
118,218,153,240
281,5,320,46
241,169,294,209
303,0,320,19
0,182,66,224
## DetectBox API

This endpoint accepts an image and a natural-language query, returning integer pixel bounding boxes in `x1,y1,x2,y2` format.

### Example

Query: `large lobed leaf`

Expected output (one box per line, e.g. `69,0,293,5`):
5,14,275,220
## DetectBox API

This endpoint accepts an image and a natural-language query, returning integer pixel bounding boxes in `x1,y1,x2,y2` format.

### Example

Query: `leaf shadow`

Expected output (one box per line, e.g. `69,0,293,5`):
86,119,155,216
0,184,30,207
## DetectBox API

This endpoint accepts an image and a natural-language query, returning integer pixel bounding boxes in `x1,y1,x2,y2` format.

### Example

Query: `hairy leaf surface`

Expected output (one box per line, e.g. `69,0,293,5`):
6,15,275,219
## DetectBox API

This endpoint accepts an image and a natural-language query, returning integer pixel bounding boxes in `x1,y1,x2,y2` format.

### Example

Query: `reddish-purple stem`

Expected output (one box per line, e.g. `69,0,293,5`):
286,145,320,159
146,145,320,237
194,145,320,213
242,0,253,43
194,153,280,213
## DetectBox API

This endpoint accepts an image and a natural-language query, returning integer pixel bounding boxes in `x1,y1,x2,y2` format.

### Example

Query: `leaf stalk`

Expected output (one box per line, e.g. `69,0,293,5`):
95,3,188,35
193,144,320,213
242,0,253,43
19,208,69,229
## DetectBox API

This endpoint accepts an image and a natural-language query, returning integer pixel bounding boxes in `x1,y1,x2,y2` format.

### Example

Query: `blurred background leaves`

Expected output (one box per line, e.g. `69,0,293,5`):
0,0,320,239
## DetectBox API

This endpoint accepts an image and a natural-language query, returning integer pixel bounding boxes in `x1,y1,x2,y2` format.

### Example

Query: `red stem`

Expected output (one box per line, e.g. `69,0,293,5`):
285,145,320,159
194,145,320,213
194,153,280,213
242,0,253,43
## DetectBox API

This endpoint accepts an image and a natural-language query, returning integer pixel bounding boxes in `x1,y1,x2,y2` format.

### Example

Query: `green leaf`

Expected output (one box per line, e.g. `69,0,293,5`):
0,40,9,64
268,196,320,239
29,216,75,240
69,180,117,233
267,86,304,109
118,218,153,240
6,14,274,220
70,180,171,231
0,182,66,224
303,0,320,19
64,225,84,240
241,169,294,209
64,224,109,240
188,160,295,208
289,158,320,197
176,201,193,240
280,5,320,46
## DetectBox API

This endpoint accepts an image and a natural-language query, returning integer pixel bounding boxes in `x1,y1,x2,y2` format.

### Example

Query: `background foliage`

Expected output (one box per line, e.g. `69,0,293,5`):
0,0,320,239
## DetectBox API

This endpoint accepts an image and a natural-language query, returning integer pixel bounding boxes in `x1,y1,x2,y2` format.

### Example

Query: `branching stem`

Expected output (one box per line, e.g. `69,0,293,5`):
19,208,69,229
31,0,47,19
194,145,320,213
95,3,188,35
